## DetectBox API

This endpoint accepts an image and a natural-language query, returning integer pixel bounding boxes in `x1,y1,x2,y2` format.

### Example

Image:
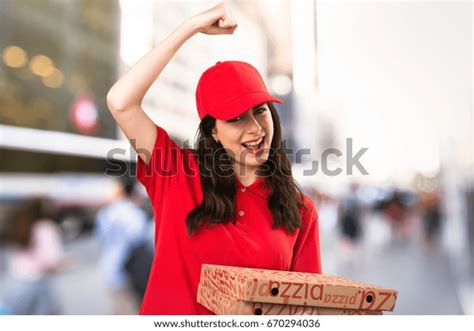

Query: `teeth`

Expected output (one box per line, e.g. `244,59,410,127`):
243,137,263,148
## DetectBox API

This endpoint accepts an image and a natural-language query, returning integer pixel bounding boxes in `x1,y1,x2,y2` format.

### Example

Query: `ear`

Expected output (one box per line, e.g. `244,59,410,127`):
211,129,220,144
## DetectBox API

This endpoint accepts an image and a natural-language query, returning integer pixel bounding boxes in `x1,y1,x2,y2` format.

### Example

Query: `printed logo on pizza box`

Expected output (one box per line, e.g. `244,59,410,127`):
248,279,396,310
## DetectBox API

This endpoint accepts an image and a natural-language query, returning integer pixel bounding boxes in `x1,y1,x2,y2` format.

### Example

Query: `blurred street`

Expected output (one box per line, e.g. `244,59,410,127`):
323,232,464,314
1,222,463,315
0,234,110,314
49,236,110,315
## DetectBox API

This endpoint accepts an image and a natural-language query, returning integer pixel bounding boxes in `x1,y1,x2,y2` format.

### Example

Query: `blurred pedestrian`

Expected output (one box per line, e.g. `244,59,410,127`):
338,183,362,250
2,197,64,315
378,190,413,243
420,190,442,255
95,176,150,315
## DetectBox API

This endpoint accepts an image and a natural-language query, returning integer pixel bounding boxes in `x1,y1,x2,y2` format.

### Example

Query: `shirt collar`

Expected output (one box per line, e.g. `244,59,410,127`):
234,175,271,199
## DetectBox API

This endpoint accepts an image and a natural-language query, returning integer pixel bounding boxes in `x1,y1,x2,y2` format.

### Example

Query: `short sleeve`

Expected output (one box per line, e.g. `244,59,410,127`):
135,125,200,203
136,125,179,189
290,196,323,273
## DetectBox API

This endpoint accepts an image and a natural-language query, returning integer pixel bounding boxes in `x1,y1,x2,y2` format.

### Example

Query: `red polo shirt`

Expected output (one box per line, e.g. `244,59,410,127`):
136,125,322,315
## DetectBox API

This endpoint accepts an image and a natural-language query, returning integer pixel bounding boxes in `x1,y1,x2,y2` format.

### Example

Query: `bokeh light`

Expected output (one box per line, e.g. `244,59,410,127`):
2,46,28,68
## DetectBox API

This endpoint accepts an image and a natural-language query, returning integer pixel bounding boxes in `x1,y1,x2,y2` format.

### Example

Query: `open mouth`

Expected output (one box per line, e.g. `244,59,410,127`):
241,136,265,153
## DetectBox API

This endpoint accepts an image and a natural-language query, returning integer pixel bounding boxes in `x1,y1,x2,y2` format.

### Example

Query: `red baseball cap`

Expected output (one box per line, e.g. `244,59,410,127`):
195,61,284,121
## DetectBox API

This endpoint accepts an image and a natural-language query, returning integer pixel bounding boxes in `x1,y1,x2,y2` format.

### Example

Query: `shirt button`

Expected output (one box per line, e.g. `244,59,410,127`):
239,210,245,217
241,188,246,192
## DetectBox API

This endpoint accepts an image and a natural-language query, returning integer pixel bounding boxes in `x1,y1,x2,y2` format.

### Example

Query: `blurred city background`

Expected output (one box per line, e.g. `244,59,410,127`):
0,0,472,315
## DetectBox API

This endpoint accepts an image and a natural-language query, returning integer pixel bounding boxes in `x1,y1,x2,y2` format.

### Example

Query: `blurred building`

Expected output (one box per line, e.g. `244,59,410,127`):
0,0,120,138
0,0,122,238
0,0,121,173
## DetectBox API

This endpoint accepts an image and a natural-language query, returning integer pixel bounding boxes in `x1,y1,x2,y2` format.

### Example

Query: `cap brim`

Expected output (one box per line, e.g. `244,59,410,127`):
208,92,284,121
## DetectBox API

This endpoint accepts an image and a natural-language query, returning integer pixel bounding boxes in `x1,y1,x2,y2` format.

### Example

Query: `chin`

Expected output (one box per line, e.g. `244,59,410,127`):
244,153,269,168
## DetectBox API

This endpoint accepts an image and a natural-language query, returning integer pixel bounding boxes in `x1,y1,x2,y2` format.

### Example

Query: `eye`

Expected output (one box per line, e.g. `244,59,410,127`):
255,107,267,115
227,116,242,123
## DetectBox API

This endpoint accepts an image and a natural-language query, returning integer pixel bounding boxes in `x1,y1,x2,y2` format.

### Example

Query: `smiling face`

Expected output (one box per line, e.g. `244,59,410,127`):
212,103,274,174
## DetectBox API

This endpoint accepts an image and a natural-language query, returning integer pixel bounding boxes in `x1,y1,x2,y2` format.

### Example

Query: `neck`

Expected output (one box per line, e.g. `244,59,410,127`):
233,164,260,187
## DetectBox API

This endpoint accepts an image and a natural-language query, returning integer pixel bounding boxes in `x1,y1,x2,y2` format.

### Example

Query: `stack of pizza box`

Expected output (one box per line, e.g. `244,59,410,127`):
197,264,398,315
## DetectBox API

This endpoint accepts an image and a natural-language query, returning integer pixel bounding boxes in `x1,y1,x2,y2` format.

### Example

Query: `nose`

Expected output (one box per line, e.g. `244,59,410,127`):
247,113,263,134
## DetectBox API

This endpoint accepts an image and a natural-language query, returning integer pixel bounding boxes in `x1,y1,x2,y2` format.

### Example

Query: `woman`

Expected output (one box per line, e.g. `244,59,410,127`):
106,3,322,315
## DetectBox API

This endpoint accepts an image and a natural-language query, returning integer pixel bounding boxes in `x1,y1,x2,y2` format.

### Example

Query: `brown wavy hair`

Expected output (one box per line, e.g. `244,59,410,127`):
186,102,307,235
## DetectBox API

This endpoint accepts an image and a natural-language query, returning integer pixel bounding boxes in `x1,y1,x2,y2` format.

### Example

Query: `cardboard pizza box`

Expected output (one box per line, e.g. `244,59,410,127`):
197,284,383,315
200,264,397,311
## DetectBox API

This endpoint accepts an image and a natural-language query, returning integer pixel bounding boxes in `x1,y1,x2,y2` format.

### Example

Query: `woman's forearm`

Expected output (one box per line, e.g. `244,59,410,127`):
107,20,198,112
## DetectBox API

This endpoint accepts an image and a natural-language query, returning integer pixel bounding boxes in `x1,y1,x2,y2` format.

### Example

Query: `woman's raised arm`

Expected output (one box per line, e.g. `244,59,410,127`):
106,2,237,165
